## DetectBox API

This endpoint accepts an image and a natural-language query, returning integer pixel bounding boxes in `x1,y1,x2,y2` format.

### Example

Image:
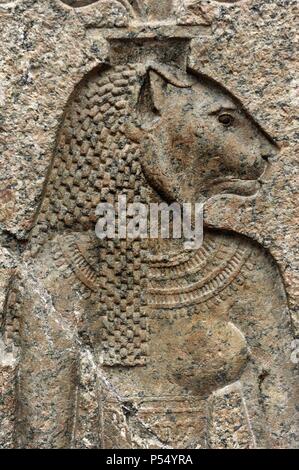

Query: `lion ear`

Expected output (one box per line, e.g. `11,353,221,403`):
136,70,166,128
137,65,192,127
148,70,169,113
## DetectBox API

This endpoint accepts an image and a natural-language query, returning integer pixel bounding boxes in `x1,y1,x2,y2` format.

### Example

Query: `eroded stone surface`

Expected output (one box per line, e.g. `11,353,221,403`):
0,0,298,449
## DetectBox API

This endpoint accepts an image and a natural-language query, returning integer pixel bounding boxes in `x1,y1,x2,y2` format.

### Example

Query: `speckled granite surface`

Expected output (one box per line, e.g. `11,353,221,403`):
0,0,298,448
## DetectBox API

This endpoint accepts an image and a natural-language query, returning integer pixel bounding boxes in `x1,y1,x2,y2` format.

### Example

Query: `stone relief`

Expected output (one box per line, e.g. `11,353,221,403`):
59,0,235,26
0,0,297,451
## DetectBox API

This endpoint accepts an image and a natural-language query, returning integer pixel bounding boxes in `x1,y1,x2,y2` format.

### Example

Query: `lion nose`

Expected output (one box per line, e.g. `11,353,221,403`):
261,153,271,163
260,139,277,163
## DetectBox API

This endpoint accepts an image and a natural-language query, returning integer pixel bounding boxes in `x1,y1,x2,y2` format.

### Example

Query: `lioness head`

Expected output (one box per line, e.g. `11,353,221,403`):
125,64,277,204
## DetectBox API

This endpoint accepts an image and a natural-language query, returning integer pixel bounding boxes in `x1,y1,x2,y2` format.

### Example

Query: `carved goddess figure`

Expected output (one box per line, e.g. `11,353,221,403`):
6,61,297,448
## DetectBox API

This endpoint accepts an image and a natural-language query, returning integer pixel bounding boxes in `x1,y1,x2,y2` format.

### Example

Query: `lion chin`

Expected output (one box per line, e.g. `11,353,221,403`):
209,177,262,197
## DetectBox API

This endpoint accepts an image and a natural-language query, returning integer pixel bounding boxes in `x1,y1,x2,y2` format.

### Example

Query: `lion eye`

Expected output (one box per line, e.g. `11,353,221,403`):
218,113,234,126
